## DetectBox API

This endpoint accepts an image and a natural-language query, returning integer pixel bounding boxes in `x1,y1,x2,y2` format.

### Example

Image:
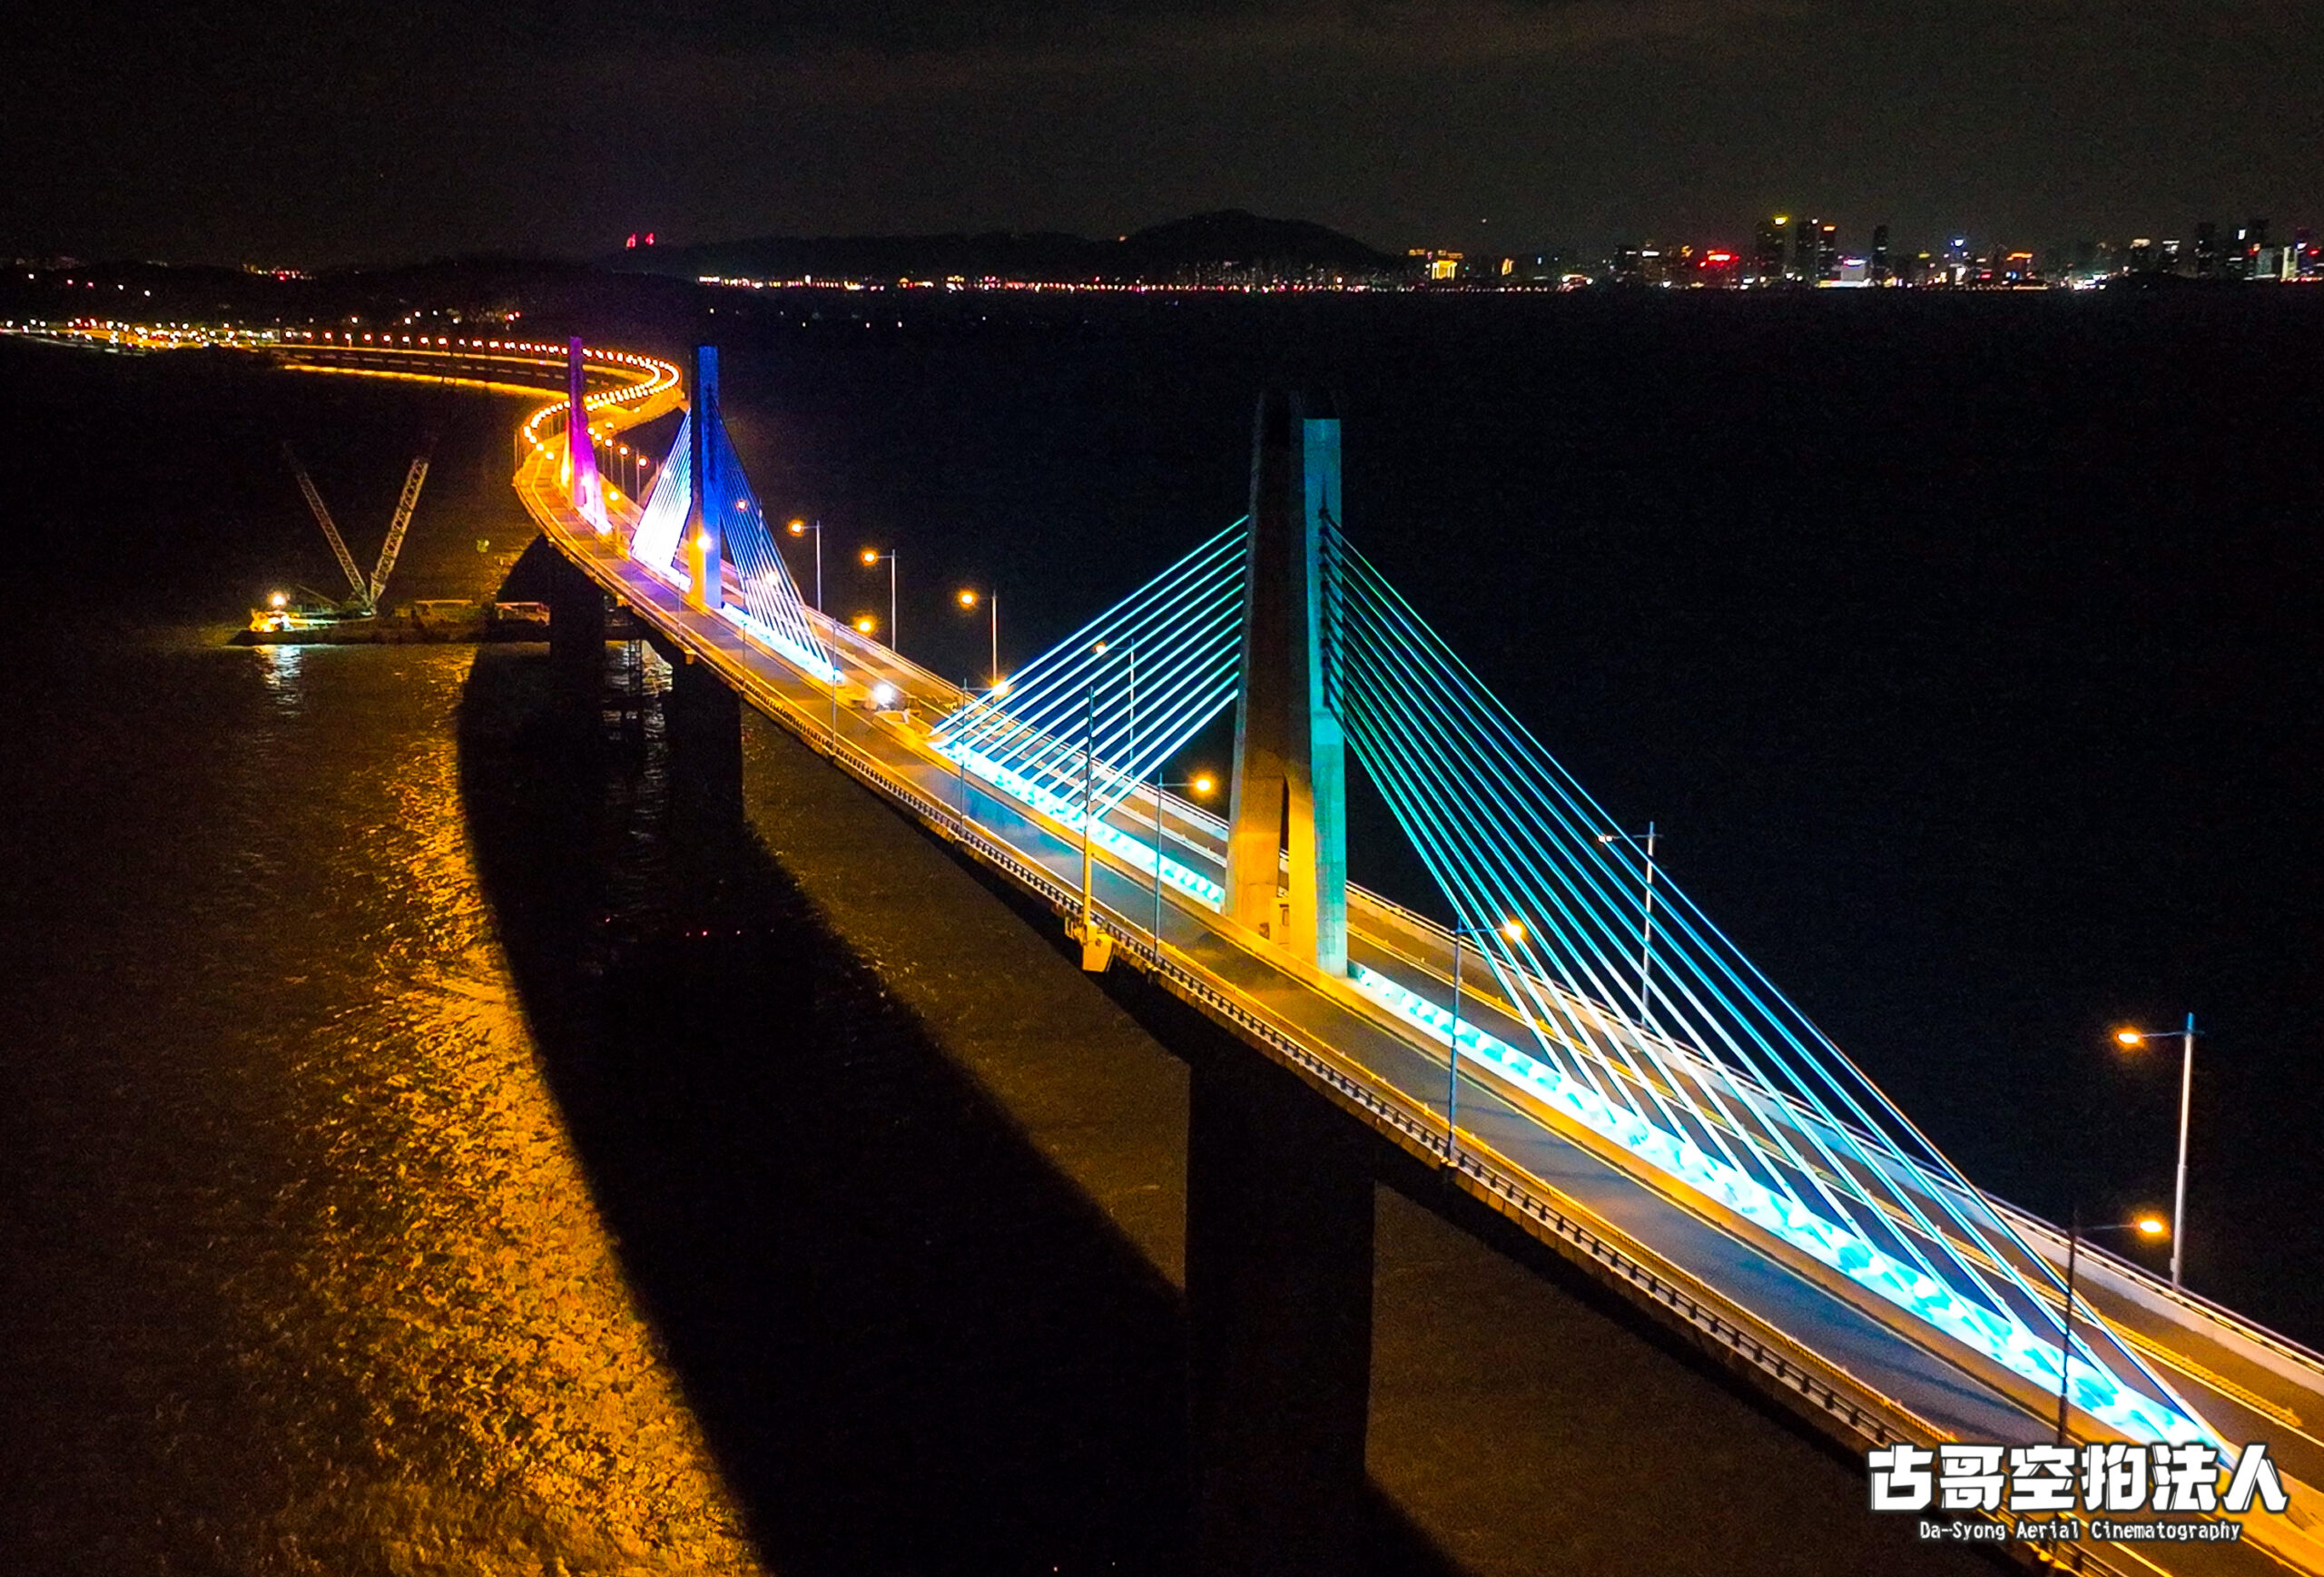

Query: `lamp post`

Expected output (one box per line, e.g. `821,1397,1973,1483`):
1596,822,1661,1028
787,517,822,611
957,587,999,688
1077,672,1103,962
1447,917,1527,1166
2054,1209,2169,1444
860,547,896,650
2112,1014,2201,1287
1148,768,1216,951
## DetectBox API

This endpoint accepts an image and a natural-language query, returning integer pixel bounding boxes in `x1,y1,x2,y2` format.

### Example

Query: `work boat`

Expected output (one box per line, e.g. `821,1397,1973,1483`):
248,589,376,636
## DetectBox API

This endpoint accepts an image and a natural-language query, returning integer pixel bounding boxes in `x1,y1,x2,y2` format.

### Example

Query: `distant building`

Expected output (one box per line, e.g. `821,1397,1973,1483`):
1510,251,1575,284
1791,218,1838,281
1613,242,1701,286
1406,249,1463,282
1695,248,1742,287
2234,219,2270,280
2194,222,2220,278
1754,217,1790,284
1871,224,1893,283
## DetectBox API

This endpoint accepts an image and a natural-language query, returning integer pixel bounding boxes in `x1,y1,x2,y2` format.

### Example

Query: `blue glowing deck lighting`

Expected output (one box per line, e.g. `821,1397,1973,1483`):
1348,964,2201,1446
622,403,831,679
548,343,2227,1458
1324,531,2212,1448
966,508,2217,1450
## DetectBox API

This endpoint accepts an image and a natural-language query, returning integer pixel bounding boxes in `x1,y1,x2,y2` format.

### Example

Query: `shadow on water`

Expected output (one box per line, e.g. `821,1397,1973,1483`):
454,626,1461,1577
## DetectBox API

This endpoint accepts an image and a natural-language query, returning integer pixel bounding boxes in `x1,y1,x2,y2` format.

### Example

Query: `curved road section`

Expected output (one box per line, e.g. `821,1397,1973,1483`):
34,325,2323,1577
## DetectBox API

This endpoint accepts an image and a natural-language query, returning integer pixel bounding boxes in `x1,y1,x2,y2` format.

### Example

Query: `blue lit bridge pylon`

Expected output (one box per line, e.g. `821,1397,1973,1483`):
621,345,832,681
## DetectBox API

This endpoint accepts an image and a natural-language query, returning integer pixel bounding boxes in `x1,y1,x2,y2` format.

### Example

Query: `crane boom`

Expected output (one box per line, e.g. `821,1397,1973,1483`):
282,442,368,605
368,437,435,605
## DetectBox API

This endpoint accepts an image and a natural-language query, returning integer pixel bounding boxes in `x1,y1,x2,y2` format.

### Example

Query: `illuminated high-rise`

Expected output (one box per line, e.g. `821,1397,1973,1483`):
1754,216,1790,284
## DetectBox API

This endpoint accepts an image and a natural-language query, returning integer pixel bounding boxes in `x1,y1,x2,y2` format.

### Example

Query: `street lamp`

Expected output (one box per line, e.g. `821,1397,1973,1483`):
860,546,896,650
852,614,877,636
2112,1014,2201,1287
2054,1209,2170,1444
1065,638,1140,972
1073,651,1109,971
787,517,822,611
1147,767,1216,948
1447,917,1527,1165
957,586,1000,689
1596,822,1661,1028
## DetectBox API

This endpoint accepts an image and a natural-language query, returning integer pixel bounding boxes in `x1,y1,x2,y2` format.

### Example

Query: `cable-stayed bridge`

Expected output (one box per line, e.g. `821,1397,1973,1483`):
39,322,2324,1576
517,343,2324,1577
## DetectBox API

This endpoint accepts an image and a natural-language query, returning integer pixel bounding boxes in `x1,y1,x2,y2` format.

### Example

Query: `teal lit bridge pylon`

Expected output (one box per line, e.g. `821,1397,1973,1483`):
922,391,2219,1461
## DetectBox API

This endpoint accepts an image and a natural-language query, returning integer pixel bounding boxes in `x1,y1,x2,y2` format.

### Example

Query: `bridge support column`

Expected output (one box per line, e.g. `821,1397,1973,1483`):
1187,1055,1374,1577
1223,391,1348,976
566,336,606,533
547,548,607,702
683,345,724,613
655,638,743,817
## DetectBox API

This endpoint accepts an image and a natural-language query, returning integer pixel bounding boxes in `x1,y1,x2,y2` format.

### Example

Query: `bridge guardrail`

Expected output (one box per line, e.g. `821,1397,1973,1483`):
516,416,2148,1577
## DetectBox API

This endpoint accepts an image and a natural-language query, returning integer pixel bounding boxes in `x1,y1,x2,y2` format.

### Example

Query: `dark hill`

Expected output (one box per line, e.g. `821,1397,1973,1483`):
1122,210,1395,271
615,212,1396,283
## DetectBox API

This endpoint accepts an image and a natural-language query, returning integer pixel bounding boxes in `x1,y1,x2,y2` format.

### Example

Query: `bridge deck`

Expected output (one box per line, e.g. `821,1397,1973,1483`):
186,333,2324,1577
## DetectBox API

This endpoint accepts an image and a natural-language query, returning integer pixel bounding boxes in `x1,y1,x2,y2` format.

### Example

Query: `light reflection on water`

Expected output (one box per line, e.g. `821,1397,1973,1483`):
256,640,304,708
4,634,764,1575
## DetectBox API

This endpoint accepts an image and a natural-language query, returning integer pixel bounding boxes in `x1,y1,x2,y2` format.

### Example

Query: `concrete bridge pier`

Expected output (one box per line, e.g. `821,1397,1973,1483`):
547,548,607,702
1187,1053,1374,1577
649,634,744,817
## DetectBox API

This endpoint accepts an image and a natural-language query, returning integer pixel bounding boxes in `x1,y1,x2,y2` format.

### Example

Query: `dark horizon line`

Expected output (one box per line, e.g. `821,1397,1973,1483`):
12,205,2322,280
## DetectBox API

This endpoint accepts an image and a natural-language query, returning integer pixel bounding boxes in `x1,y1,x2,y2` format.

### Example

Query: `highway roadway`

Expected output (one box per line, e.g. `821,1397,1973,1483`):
117,330,2319,1577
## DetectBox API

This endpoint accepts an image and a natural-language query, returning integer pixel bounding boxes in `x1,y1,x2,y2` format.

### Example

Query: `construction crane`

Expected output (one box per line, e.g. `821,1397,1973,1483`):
368,437,436,606
280,436,436,616
282,441,368,608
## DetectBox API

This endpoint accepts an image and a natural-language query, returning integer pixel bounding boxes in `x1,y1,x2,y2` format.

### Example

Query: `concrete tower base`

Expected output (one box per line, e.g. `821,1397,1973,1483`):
1187,1053,1374,1577
547,549,607,702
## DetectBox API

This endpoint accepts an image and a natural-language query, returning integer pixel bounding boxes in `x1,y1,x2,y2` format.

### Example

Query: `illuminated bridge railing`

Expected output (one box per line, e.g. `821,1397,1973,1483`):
495,357,2324,1575
655,592,1950,1467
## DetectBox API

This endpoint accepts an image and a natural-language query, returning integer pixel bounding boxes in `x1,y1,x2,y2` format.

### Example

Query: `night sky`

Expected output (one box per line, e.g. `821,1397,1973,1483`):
10,0,2322,266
